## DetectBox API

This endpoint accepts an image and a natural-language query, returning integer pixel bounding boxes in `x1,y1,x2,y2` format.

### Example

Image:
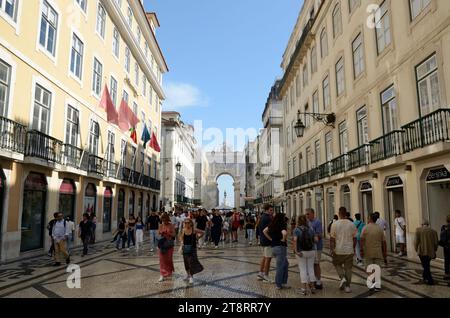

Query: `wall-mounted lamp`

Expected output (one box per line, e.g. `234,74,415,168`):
405,165,412,172
294,110,336,138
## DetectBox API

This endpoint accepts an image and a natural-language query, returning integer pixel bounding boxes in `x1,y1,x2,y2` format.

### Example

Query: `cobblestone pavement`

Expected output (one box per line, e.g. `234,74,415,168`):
0,234,448,298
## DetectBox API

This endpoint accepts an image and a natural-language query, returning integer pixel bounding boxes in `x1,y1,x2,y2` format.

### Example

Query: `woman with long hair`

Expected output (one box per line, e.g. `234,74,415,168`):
293,214,317,295
179,218,204,284
135,216,145,252
211,209,223,249
263,213,289,290
157,213,176,282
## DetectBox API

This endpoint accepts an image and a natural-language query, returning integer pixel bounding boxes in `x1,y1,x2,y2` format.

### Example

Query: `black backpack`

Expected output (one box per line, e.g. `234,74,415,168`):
297,226,314,251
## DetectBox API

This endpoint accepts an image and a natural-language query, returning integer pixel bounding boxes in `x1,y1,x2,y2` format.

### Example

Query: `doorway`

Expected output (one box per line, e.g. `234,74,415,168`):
360,182,373,222
387,187,405,252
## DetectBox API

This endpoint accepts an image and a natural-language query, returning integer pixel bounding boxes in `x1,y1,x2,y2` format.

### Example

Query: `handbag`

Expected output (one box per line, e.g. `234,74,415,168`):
182,244,193,254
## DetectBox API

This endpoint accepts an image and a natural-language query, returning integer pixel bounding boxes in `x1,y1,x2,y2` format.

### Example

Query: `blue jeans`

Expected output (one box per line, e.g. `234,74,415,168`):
116,232,126,249
149,229,158,249
272,245,289,288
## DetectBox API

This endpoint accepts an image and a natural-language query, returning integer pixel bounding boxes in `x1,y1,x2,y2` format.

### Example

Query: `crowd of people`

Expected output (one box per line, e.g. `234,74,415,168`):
45,204,450,291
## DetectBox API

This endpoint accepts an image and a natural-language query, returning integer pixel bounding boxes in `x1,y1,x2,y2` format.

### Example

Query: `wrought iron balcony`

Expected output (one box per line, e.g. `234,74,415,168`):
131,170,141,185
0,116,26,154
330,154,348,175
88,155,104,175
348,144,370,170
62,144,85,170
370,130,403,164
104,161,118,178
25,130,63,163
307,168,318,183
142,175,150,188
318,162,330,179
120,166,131,182
402,108,450,153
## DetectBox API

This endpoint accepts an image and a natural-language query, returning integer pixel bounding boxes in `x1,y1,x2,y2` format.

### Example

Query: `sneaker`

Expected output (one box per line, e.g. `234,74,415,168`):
215,246,219,249
314,282,323,290
257,273,264,281
297,288,307,295
262,275,273,283
357,261,364,266
282,285,291,289
375,287,382,292
339,278,346,290
158,276,164,282
397,252,403,257
150,248,154,252
188,277,194,284
344,286,352,293
249,242,253,245
275,286,282,290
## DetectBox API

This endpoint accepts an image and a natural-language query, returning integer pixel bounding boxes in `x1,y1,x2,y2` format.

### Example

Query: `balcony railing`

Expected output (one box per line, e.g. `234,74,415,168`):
0,116,26,154
62,144,85,169
348,144,370,170
318,162,330,179
330,154,348,175
403,108,450,153
88,155,104,175
25,130,63,163
370,130,403,164
307,168,318,183
131,170,141,185
121,166,131,182
142,175,150,188
104,161,118,178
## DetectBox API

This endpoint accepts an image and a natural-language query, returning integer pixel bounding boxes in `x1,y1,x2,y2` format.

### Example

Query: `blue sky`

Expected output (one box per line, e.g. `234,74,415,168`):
144,0,303,206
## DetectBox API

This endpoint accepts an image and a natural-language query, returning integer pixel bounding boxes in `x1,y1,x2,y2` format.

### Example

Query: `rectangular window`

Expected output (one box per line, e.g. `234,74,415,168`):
1,0,18,20
89,120,99,156
325,132,333,161
312,90,319,113
142,75,147,96
154,159,157,178
376,1,391,54
299,153,303,174
311,46,317,74
306,146,311,170
120,140,127,166
112,28,120,58
416,54,440,115
352,33,365,78
315,140,321,167
290,87,295,109
336,57,345,96
296,73,301,98
107,131,115,163
410,0,431,20
322,76,330,110
292,157,296,177
132,102,138,116
92,58,102,96
39,1,58,56
124,47,130,73
110,76,117,106
65,105,79,146
304,104,310,128
134,62,139,87
127,6,133,27
96,3,106,39
356,106,369,145
75,0,87,12
32,84,51,133
338,121,348,154
381,85,398,133
70,33,84,79
0,59,11,117
286,126,291,147
122,90,129,104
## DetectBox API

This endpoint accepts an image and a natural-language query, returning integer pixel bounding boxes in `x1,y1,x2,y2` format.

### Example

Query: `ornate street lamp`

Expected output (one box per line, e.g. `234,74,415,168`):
294,110,336,138
175,162,182,172
255,171,261,180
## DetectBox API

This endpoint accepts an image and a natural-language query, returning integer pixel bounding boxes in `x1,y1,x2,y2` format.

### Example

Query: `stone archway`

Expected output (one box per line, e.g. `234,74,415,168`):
202,143,246,210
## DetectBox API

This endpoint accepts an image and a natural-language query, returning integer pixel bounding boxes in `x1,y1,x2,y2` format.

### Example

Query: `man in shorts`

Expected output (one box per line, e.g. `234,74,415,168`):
257,204,274,283
306,208,323,289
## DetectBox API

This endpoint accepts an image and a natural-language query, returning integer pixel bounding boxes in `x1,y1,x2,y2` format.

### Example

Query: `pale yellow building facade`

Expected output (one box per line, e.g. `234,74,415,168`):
281,0,450,259
0,0,168,261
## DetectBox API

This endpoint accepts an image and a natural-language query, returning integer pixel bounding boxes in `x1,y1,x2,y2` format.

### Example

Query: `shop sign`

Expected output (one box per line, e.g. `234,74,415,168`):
360,182,372,191
426,167,450,182
386,176,403,188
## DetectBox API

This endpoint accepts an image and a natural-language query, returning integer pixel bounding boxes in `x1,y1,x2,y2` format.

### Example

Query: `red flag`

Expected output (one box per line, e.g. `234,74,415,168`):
99,85,119,125
149,132,161,152
118,99,139,132
130,127,137,144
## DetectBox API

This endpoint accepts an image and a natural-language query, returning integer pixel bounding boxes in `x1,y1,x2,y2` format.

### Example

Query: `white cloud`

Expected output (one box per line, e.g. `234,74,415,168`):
164,82,209,109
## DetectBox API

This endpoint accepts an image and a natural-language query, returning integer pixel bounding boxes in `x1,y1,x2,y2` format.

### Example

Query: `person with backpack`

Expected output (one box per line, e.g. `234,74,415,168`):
306,208,324,290
439,214,450,280
46,212,59,257
263,212,289,290
327,215,338,235
353,213,365,266
330,207,357,293
52,212,71,266
293,214,316,295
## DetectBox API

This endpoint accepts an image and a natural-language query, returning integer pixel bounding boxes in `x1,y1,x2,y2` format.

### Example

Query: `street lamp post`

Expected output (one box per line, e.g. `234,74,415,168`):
294,110,336,138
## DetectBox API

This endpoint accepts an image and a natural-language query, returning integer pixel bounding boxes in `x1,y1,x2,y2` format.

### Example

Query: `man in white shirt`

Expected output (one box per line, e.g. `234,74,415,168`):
52,212,71,266
330,207,357,293
65,216,75,255
395,210,407,256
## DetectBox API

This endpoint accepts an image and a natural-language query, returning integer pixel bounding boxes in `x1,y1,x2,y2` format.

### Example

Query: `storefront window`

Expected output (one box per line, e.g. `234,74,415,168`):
84,183,96,216
59,179,76,222
103,187,112,233
21,173,47,252
341,184,351,212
